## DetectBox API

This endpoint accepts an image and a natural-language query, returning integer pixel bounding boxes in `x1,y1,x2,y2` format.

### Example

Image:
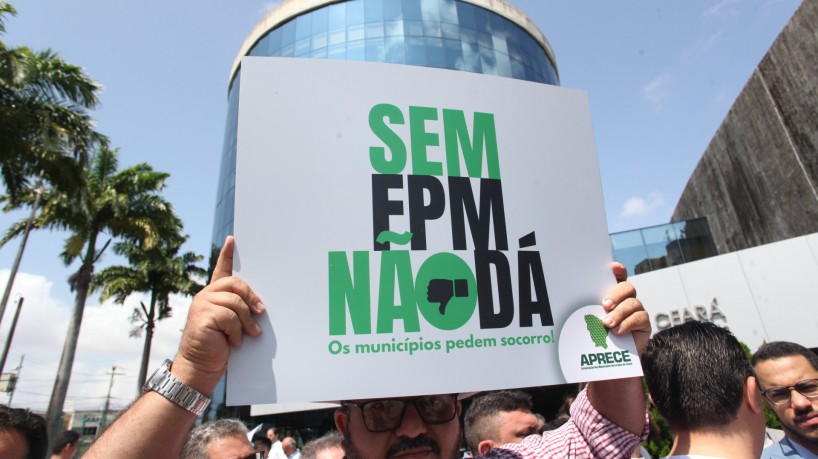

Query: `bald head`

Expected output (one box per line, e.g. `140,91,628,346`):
282,436,298,456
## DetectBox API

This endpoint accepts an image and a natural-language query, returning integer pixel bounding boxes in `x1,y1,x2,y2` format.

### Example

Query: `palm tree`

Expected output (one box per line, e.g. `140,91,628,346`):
93,236,205,395
0,144,182,439
0,0,104,337
0,1,104,200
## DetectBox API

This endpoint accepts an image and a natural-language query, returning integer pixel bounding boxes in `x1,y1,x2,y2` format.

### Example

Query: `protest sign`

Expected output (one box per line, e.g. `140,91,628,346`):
228,57,641,405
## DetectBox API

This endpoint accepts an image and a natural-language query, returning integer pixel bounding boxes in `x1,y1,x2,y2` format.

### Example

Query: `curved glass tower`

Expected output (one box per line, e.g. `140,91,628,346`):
213,0,558,248
209,0,558,418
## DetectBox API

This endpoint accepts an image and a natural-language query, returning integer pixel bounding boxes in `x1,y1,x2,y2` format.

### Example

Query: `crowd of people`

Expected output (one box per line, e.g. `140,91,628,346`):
1,236,816,458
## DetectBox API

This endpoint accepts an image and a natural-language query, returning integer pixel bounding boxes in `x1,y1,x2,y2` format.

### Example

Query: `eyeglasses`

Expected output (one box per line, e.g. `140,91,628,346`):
342,394,458,432
761,378,818,406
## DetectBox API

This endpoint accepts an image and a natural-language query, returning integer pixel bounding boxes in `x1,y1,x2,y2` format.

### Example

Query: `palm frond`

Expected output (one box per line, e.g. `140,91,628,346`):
0,2,17,36
61,233,86,265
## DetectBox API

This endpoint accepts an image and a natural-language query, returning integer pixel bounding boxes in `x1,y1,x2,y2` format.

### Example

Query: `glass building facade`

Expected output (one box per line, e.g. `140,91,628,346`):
610,217,719,275
212,0,559,248
209,0,558,420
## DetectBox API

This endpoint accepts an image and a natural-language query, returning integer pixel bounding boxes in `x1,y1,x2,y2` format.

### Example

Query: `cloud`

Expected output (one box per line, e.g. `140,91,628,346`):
642,75,670,111
0,270,190,412
703,29,725,51
703,0,740,18
618,192,666,219
682,28,726,62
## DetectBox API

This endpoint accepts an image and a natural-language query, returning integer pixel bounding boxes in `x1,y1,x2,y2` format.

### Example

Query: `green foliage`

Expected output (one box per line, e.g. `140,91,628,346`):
1,146,179,258
92,233,205,387
93,235,206,326
765,403,782,430
0,144,184,427
644,406,674,459
740,340,782,429
0,0,105,200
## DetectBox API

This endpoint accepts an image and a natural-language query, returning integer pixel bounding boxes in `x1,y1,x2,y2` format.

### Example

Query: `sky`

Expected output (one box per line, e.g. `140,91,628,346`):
0,0,802,413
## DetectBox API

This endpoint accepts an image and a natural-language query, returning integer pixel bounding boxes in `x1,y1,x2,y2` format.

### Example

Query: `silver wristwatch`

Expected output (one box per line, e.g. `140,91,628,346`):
142,359,211,416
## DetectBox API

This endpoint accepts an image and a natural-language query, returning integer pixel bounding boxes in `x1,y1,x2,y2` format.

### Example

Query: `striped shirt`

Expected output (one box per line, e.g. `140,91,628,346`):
480,388,647,459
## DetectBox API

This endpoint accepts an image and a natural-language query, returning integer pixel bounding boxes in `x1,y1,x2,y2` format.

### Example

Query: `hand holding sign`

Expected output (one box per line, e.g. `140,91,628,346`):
600,262,650,356
172,236,266,395
427,278,469,315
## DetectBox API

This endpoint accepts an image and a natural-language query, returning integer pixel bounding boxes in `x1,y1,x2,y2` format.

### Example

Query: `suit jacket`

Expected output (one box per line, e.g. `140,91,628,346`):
761,436,817,459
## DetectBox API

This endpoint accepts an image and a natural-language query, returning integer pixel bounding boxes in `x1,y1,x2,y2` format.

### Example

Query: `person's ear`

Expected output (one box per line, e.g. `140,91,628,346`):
746,376,763,413
334,408,349,434
478,440,496,456
456,400,462,416
647,393,655,408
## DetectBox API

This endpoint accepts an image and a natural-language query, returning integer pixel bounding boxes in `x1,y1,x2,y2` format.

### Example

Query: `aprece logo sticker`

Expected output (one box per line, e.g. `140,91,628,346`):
558,305,642,382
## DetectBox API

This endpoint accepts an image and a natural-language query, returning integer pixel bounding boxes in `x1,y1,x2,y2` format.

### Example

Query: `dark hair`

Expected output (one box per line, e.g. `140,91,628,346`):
252,432,273,448
301,430,343,459
463,390,533,454
51,430,80,454
641,321,754,431
0,405,48,459
751,341,818,371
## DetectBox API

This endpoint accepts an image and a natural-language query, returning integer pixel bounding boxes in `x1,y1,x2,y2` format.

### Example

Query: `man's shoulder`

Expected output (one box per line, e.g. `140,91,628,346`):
760,437,804,459
760,442,782,459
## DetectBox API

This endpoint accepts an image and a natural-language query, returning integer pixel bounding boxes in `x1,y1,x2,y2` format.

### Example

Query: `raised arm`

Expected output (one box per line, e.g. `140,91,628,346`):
585,262,651,436
84,236,265,458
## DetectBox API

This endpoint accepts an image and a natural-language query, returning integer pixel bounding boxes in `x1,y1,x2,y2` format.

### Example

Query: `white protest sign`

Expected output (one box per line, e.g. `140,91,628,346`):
228,57,641,405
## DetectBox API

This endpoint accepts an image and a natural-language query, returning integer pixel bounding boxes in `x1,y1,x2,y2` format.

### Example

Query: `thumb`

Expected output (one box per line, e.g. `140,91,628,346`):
439,296,451,315
611,262,628,283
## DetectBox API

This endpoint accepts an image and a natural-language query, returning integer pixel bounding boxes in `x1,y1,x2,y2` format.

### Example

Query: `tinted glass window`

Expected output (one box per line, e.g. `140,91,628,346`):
217,0,559,280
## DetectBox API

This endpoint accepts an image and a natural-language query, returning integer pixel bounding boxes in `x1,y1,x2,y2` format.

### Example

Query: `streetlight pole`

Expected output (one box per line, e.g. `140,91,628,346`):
0,296,23,374
98,366,124,436
7,355,23,406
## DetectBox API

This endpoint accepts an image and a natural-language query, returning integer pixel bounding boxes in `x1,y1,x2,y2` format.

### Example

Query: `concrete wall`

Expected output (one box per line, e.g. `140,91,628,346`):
671,0,818,254
631,232,818,352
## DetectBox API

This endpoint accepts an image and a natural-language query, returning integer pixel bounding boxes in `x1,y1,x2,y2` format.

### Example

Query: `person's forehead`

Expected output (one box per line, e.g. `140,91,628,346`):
756,355,818,386
0,429,29,459
206,434,255,458
498,410,537,424
503,409,536,419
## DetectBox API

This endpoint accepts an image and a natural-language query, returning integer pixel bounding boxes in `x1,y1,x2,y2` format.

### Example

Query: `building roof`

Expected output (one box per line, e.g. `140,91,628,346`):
229,0,557,86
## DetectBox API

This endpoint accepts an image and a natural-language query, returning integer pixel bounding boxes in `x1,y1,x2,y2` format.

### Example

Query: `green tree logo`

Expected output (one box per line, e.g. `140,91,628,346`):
584,315,608,349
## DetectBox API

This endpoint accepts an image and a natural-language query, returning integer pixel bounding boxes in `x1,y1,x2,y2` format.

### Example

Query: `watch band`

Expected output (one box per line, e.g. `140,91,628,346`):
143,359,211,416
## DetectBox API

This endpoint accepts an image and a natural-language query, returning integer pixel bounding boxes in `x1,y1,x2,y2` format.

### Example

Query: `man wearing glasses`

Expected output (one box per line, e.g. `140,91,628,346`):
753,341,818,459
84,237,650,459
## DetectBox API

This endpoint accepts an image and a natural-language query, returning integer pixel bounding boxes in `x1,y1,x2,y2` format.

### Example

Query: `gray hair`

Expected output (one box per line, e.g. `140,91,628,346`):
181,419,249,459
301,431,343,459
